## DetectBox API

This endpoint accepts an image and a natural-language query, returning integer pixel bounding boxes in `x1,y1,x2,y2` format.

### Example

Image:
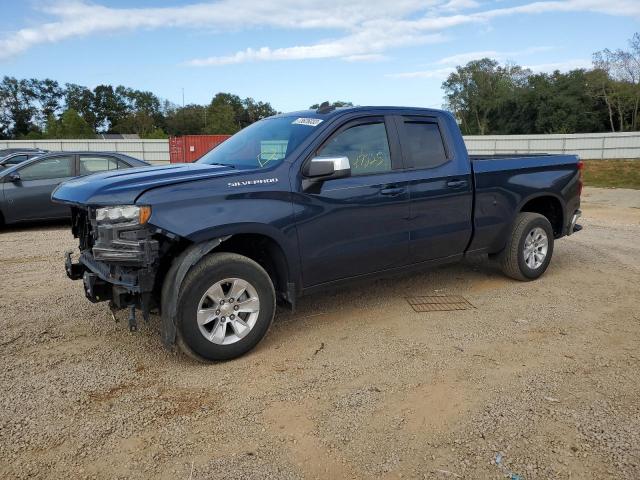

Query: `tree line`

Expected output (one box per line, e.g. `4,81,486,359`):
0,80,277,139
443,33,640,135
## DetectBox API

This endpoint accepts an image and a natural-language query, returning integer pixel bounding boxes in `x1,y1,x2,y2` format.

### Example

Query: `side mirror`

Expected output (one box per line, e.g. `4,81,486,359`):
305,156,351,181
8,172,21,183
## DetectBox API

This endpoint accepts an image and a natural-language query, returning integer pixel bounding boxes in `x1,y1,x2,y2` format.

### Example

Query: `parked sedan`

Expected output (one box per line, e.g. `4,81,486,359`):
0,147,47,158
0,151,45,168
0,152,148,226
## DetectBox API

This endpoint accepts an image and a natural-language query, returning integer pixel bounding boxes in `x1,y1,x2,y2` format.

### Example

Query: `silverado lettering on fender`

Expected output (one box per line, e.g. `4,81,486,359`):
52,106,583,361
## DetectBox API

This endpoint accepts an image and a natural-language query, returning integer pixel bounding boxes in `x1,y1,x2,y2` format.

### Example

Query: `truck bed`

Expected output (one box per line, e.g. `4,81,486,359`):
466,153,581,254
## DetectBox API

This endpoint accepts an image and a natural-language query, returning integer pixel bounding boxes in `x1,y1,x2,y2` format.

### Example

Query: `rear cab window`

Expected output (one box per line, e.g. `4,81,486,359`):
397,117,449,169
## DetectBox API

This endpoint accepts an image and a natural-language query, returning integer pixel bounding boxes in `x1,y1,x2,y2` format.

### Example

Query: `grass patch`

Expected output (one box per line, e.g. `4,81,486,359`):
583,160,640,190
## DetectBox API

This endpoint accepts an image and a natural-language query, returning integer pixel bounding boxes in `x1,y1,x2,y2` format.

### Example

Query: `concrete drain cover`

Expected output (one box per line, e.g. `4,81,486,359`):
406,295,475,312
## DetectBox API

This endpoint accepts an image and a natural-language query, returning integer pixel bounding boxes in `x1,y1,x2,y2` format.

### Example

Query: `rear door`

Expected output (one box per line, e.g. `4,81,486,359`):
294,115,410,286
394,115,473,263
3,155,77,222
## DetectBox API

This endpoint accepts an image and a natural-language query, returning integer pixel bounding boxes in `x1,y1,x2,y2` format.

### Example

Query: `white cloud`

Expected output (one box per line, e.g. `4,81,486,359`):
440,0,481,11
436,46,555,65
524,58,592,72
185,31,446,66
386,57,593,81
0,0,638,66
342,54,389,62
386,67,456,79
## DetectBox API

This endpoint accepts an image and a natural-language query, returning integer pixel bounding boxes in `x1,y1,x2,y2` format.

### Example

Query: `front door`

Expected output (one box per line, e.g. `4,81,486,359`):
294,116,410,287
3,155,76,222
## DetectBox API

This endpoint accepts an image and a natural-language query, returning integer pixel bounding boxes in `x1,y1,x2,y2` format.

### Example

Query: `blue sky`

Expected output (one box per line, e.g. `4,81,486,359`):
0,0,638,112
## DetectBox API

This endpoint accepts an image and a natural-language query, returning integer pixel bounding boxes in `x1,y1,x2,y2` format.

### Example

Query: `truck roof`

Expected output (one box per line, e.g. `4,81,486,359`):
274,105,448,120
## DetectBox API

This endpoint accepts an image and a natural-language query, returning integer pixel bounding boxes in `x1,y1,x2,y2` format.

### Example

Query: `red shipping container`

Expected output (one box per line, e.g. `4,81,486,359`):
169,135,231,163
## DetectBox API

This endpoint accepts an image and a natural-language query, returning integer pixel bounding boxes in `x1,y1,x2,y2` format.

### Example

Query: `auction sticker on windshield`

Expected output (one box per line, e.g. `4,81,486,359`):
292,118,323,126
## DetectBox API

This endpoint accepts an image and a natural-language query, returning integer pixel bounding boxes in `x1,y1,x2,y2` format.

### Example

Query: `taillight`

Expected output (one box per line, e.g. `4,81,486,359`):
577,160,584,196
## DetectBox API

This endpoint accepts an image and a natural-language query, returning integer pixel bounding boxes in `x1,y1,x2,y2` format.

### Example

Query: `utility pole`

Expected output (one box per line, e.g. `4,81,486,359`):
182,88,185,108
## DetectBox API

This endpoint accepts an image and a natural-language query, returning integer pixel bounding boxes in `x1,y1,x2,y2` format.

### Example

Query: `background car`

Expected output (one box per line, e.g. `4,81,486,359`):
0,151,149,226
0,151,45,168
0,148,48,158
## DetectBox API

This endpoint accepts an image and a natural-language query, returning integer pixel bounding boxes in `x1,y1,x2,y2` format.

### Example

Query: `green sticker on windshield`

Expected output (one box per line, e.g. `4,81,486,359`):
259,140,288,167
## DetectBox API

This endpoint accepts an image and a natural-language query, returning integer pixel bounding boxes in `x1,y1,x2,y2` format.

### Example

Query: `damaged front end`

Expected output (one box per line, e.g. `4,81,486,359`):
65,205,166,331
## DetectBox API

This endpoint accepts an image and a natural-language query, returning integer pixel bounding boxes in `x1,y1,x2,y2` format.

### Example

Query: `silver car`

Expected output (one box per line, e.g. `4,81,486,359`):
0,151,148,226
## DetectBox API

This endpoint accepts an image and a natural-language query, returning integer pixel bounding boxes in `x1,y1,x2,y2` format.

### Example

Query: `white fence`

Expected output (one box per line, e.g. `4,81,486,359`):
464,132,640,160
2,132,640,164
0,139,169,164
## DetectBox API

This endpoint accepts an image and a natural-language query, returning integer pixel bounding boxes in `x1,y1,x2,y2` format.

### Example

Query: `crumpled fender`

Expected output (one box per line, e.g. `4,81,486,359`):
160,236,230,346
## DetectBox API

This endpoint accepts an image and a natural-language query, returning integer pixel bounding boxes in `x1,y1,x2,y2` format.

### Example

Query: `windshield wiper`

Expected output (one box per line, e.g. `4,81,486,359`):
206,162,235,168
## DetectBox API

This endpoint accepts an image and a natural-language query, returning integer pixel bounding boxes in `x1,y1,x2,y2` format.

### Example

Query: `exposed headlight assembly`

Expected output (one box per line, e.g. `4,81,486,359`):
95,205,152,225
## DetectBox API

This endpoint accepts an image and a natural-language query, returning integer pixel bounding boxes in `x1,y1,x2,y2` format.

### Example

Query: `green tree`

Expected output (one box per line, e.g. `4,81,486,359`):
112,111,157,137
241,97,277,126
205,102,237,134
65,83,97,130
309,100,353,109
593,32,640,131
443,59,529,134
205,93,243,134
0,76,39,137
164,103,208,136
93,85,128,132
44,109,95,139
143,127,168,139
30,78,63,128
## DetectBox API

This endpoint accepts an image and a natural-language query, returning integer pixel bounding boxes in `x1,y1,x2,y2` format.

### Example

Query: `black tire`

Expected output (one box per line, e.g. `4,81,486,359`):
176,252,276,362
498,212,554,281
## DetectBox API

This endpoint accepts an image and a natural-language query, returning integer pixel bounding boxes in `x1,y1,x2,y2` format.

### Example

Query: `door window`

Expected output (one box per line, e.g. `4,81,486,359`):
19,156,74,180
117,159,133,169
318,122,392,176
6,155,28,165
400,121,448,169
79,155,119,175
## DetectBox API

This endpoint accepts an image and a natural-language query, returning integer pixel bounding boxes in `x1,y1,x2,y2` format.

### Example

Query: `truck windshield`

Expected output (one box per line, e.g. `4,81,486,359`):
197,116,320,169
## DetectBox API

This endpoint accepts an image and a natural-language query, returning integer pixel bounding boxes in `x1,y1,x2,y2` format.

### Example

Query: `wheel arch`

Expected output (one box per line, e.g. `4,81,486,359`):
208,232,293,303
517,193,565,238
160,226,297,347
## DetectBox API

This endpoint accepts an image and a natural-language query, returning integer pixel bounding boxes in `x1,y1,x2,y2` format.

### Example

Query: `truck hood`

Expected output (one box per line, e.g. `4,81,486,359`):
52,163,234,206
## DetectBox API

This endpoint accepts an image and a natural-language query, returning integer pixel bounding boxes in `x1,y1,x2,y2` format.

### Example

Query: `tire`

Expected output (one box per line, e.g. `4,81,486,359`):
176,252,276,362
498,212,554,281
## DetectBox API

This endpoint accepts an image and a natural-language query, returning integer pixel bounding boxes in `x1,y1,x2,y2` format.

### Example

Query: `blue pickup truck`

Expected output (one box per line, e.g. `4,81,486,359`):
53,106,583,361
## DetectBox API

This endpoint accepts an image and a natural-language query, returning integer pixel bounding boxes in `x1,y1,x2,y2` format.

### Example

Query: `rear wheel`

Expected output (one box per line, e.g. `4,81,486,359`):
177,252,276,361
498,212,554,281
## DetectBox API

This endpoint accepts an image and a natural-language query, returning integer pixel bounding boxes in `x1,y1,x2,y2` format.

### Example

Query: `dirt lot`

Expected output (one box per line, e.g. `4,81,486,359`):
1,187,639,480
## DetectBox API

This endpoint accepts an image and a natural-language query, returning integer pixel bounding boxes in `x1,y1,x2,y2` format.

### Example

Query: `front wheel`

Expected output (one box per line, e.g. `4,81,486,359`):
498,212,555,281
177,252,276,361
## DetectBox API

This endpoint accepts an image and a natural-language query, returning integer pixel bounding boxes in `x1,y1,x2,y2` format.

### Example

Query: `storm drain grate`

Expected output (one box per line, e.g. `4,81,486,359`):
406,295,475,312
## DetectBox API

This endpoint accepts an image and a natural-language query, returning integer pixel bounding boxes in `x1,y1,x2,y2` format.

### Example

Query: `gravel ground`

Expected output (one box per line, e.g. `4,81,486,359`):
1,187,639,480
